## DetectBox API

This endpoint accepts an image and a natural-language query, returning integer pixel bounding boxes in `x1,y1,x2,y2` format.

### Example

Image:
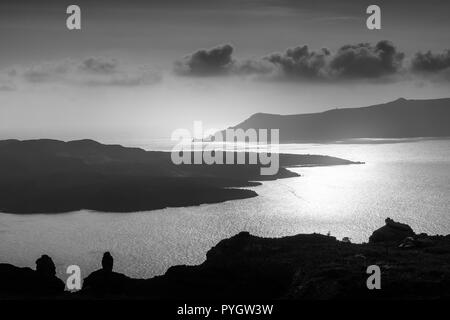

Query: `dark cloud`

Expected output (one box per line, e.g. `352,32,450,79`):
176,41,408,81
79,57,118,74
329,41,404,78
232,59,275,75
7,69,17,77
17,58,161,87
175,44,234,76
0,68,17,91
23,61,69,83
83,71,161,87
0,84,16,91
411,50,450,73
265,46,330,79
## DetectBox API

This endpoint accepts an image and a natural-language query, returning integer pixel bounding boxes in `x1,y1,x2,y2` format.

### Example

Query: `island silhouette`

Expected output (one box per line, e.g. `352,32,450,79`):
222,98,450,142
0,139,358,213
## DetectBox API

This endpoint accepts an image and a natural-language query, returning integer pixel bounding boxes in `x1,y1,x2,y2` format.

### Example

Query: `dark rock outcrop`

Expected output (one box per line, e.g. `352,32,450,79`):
101,252,114,273
1,219,450,300
369,217,415,244
76,222,450,300
0,255,65,298
81,270,133,296
81,252,135,296
36,254,57,277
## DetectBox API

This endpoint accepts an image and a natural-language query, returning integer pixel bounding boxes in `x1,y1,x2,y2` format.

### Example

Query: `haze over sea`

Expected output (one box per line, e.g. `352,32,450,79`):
1,138,449,280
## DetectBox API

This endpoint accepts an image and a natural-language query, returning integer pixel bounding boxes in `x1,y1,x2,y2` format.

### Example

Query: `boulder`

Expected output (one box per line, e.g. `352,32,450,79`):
81,251,134,295
102,252,114,272
36,254,57,277
369,218,415,244
0,255,65,297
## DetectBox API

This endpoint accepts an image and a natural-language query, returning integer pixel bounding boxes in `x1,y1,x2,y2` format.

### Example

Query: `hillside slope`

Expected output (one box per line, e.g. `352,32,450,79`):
226,98,450,142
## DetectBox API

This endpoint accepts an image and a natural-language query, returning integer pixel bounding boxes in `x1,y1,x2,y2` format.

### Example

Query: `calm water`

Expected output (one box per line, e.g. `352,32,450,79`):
1,139,449,280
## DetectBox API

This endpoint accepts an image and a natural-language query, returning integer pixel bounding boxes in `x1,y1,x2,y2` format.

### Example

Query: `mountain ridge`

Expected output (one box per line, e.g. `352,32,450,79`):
225,97,450,142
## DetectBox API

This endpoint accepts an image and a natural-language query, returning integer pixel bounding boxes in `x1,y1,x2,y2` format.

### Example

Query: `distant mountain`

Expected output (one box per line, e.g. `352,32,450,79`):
226,98,450,142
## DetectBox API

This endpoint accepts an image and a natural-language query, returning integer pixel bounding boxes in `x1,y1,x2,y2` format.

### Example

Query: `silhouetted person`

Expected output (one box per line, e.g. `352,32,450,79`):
102,252,113,272
35,254,56,277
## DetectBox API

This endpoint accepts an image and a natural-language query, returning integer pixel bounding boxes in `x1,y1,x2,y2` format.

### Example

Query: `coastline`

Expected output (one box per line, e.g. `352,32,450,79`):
0,139,359,214
1,139,449,282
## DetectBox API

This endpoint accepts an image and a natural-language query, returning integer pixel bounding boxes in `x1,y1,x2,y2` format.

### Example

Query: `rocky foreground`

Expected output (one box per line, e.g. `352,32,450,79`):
1,218,449,300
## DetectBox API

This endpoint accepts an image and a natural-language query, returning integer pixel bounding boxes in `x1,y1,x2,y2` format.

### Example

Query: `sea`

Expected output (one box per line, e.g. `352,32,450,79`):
1,138,449,280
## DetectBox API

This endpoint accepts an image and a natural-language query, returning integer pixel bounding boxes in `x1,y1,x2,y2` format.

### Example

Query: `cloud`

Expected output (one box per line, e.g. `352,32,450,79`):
13,57,161,88
23,61,70,83
265,46,330,79
411,50,450,73
0,70,18,91
231,59,275,76
0,84,16,91
175,44,234,76
79,57,118,74
329,41,404,78
175,41,411,81
7,69,17,77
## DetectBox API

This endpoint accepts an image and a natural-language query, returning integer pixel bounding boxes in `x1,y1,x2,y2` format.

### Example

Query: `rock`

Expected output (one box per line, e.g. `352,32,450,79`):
81,252,133,295
342,237,352,243
36,254,56,277
398,237,416,248
0,255,65,297
369,218,415,244
102,252,114,272
2,223,450,299
81,269,132,295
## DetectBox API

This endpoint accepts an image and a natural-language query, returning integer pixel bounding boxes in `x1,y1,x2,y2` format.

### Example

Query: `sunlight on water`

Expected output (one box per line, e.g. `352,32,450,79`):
1,139,449,280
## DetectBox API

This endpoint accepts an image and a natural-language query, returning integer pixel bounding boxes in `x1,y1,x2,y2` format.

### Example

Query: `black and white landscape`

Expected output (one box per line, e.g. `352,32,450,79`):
0,0,449,302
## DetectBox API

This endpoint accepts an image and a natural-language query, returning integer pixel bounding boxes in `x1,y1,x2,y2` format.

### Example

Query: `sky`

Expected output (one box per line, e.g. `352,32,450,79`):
0,0,449,143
